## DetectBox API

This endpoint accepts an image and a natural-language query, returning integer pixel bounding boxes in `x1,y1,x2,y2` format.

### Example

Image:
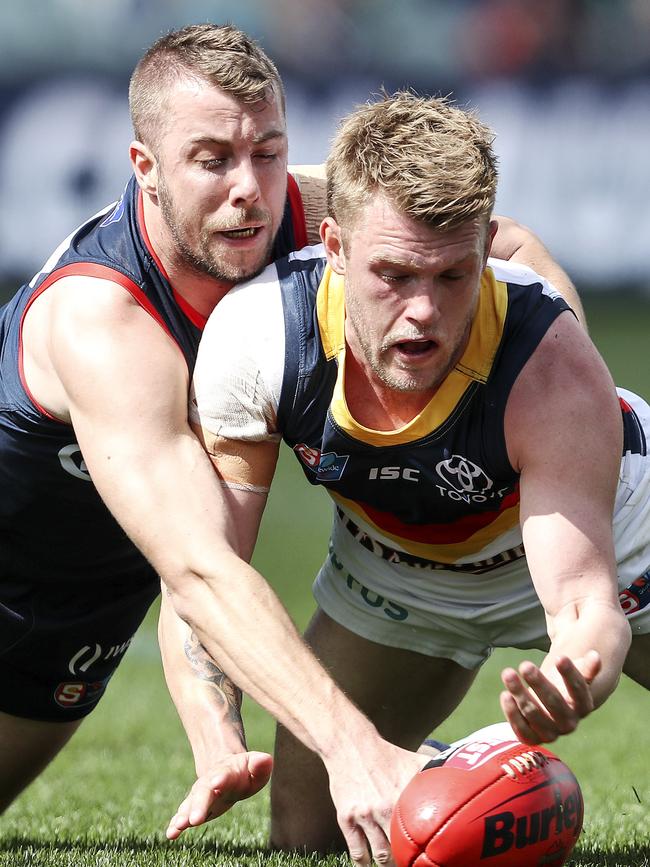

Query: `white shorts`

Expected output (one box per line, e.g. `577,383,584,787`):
313,388,650,670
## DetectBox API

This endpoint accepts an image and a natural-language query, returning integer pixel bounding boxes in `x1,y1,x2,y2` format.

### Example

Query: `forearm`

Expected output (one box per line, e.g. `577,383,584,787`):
168,553,379,766
159,590,247,775
543,598,631,707
492,215,586,327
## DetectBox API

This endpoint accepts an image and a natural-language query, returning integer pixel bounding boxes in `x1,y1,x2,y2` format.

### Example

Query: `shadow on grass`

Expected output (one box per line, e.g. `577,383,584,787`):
1,837,649,866
570,844,650,867
0,835,347,865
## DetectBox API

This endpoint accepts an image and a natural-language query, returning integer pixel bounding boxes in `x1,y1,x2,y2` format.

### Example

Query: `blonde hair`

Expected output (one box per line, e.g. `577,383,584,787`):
326,91,497,232
129,23,285,148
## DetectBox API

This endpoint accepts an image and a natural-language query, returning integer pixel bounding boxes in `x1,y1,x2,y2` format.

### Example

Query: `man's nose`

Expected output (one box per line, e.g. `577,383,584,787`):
228,159,261,208
404,287,439,328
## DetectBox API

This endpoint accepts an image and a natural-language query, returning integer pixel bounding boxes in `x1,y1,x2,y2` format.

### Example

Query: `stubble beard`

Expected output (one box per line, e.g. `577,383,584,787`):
157,176,275,285
347,297,474,395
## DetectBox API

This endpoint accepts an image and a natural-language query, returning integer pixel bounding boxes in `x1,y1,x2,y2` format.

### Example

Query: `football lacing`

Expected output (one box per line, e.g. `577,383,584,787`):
501,751,548,779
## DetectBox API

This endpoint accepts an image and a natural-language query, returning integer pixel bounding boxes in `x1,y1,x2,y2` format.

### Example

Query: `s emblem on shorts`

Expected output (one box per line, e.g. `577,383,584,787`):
54,679,108,708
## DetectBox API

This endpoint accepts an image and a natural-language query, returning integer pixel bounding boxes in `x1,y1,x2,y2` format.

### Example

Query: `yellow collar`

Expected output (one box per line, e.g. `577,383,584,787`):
316,265,509,445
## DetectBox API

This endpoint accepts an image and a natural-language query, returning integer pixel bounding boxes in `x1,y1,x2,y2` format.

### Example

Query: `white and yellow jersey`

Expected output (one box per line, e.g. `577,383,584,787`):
192,246,584,572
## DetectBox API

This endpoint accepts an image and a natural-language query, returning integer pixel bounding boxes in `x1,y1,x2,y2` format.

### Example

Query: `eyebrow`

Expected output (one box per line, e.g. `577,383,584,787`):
188,129,287,148
366,251,476,270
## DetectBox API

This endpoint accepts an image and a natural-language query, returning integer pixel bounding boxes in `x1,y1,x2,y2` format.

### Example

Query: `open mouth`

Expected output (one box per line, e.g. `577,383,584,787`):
394,339,436,356
218,226,262,239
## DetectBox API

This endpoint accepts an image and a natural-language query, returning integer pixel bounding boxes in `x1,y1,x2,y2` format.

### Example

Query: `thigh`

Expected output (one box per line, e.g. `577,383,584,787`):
623,631,650,689
270,608,477,852
0,709,82,813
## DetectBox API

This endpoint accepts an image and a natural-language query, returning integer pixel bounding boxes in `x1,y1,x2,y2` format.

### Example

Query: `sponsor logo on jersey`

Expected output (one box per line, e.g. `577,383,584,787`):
99,193,126,228
328,542,409,621
58,443,92,481
435,454,511,503
294,443,349,482
436,454,493,494
368,466,420,482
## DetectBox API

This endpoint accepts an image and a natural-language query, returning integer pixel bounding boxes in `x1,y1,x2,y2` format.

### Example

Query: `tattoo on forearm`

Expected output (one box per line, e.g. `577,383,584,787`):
184,632,245,736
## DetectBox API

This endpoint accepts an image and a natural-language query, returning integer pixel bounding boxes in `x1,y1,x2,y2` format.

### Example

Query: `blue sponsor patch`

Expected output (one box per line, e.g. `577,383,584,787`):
316,451,349,482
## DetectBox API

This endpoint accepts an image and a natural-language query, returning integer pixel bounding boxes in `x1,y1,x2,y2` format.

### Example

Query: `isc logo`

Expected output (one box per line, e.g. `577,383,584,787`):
368,466,420,482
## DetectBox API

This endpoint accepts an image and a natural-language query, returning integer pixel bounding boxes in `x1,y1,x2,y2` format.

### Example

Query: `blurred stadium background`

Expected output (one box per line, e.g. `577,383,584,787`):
0,4,648,864
1,0,650,297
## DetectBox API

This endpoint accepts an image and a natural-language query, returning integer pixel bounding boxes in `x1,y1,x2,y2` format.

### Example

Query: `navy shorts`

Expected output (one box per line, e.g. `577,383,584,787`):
0,574,159,721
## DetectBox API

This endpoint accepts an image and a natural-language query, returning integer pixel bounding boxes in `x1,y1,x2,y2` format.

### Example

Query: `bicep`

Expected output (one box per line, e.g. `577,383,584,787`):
47,279,245,573
506,314,622,615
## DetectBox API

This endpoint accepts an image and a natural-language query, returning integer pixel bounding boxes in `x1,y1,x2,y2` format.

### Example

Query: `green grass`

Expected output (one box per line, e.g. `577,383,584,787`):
2,293,649,865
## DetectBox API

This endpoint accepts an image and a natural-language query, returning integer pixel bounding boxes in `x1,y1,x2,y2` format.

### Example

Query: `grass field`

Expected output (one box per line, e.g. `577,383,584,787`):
2,294,649,866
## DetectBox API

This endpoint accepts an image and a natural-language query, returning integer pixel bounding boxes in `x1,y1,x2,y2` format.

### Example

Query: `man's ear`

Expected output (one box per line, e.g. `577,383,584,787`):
485,218,499,262
320,216,346,275
130,140,158,197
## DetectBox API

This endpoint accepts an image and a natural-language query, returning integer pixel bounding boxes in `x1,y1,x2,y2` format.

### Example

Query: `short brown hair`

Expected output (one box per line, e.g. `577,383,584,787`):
129,23,285,147
326,91,498,232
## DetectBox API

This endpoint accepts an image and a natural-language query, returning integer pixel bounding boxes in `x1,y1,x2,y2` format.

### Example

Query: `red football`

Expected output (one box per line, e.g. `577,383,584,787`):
391,736,583,867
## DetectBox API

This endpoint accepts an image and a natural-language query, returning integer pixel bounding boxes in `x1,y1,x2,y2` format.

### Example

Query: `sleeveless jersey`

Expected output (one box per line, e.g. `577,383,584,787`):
0,174,307,587
275,250,571,570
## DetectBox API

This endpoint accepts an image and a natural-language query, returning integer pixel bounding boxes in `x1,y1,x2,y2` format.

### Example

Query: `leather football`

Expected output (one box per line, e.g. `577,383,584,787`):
391,737,583,867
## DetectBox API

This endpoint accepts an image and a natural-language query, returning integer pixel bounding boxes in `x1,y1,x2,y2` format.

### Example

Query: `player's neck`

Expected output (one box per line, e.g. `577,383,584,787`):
344,351,436,431
164,263,233,319
141,202,234,318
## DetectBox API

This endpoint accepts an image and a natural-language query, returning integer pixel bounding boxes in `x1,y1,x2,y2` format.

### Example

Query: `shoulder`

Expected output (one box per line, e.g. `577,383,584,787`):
487,257,561,298
505,311,620,470
192,265,287,438
203,263,280,346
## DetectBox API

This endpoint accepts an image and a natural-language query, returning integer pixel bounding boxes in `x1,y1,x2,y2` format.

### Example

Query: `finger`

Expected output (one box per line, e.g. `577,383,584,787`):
554,656,596,717
517,662,580,735
582,649,602,680
500,690,543,745
363,822,394,867
500,668,559,743
338,815,371,867
188,778,223,826
166,804,192,840
243,751,274,795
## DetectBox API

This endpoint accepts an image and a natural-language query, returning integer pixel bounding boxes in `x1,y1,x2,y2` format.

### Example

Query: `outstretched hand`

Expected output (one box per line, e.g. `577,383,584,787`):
326,742,431,867
499,650,602,744
166,751,273,840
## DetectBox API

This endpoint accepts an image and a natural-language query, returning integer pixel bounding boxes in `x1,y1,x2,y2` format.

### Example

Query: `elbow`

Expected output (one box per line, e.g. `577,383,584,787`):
159,548,242,630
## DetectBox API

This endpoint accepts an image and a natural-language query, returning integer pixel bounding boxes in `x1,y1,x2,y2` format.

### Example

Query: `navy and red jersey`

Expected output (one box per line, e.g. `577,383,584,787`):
0,173,307,587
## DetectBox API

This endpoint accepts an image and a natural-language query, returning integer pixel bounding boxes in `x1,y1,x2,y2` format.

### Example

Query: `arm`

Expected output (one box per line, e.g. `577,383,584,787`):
47,277,424,866
289,164,327,246
501,311,630,743
158,588,272,839
491,215,586,328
